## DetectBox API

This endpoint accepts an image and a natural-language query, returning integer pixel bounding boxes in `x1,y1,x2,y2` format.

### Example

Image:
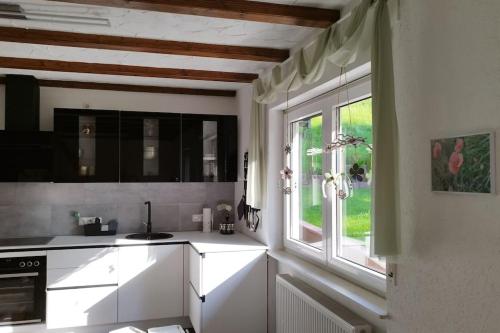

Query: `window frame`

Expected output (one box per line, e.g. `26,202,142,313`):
283,76,386,294
284,98,330,263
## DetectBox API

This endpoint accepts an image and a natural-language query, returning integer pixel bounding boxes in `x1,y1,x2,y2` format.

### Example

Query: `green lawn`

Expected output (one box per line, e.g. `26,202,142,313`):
302,186,371,240
298,98,373,241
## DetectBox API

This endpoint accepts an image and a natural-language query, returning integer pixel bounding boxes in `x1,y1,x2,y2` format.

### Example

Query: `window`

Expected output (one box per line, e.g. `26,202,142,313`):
336,98,386,275
285,78,386,291
289,114,324,249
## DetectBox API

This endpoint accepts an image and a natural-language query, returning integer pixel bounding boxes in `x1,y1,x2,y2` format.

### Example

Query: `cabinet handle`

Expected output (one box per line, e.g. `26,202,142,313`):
47,283,118,291
0,272,38,278
189,281,205,303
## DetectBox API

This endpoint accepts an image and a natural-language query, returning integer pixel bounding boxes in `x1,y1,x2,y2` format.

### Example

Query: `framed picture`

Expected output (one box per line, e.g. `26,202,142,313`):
431,132,495,194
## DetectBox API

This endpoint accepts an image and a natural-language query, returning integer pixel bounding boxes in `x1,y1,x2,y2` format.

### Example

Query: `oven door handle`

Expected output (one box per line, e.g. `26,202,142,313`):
0,272,39,278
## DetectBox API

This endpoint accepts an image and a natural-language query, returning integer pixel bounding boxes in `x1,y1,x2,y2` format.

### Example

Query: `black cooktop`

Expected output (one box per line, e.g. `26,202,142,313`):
0,237,54,247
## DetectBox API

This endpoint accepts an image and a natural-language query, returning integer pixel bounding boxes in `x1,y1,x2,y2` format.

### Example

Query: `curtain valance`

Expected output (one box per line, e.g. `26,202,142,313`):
248,0,399,256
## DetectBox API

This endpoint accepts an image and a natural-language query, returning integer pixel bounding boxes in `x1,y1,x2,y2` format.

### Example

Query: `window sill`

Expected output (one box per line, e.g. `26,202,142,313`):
268,250,388,319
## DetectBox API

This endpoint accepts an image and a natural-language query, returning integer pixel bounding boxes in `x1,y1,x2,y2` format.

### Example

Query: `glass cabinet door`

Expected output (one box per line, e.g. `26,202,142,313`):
54,109,119,183
120,112,180,182
78,116,96,177
181,114,237,182
143,118,160,177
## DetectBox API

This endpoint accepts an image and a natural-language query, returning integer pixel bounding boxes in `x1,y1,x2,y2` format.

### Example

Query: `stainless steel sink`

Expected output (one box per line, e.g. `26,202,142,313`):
125,232,174,240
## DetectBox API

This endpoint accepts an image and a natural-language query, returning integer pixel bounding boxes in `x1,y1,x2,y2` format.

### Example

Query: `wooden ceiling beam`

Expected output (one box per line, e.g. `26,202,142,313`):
0,27,289,63
0,57,258,83
48,0,340,28
0,77,236,96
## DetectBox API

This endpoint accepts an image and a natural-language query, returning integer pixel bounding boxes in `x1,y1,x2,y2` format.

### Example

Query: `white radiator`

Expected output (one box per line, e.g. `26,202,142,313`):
276,274,372,333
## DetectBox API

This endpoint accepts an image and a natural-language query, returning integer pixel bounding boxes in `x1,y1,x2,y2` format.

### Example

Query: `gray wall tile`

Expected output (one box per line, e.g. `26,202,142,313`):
0,205,51,237
179,203,204,232
151,204,180,232
0,183,18,205
0,182,234,238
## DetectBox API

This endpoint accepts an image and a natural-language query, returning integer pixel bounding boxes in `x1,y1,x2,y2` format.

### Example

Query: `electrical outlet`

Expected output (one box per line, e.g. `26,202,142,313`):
192,214,203,223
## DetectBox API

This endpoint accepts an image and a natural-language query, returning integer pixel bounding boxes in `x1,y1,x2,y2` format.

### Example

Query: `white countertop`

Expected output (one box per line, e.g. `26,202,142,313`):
0,231,267,254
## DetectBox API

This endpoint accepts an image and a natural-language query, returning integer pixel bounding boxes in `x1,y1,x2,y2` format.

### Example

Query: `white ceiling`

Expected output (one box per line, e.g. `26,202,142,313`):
0,0,348,91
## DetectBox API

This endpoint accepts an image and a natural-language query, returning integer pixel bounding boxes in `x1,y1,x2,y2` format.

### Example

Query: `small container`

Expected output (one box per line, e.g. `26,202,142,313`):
84,220,118,236
219,223,234,235
79,165,88,176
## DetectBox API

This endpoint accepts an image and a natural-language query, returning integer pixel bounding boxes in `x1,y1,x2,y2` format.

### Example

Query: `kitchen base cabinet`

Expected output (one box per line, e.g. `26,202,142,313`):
188,247,267,333
46,248,119,329
46,286,118,329
118,244,184,322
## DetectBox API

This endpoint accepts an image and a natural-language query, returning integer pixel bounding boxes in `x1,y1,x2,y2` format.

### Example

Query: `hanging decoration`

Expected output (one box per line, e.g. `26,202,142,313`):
322,67,370,198
322,172,353,200
284,144,292,155
326,67,371,153
280,166,293,195
325,134,372,152
349,163,365,182
280,144,294,195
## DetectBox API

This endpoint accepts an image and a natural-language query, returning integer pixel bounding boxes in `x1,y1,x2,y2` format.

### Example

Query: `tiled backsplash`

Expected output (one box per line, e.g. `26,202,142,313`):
0,182,234,238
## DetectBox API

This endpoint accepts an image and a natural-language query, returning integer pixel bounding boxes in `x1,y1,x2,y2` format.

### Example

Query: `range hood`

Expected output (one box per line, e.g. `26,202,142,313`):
0,75,53,181
5,74,40,132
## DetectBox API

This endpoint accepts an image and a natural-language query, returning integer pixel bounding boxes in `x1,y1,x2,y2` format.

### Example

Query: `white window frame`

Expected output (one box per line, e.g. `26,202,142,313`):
283,76,386,294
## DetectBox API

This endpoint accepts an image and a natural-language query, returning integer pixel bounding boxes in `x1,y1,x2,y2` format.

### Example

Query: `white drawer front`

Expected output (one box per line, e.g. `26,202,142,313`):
47,247,117,269
47,266,117,289
189,245,202,296
46,286,118,329
189,283,202,333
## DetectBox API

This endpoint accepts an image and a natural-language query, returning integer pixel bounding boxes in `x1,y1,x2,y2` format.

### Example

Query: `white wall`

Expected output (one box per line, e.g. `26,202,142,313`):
234,86,284,250
0,86,237,131
387,0,500,332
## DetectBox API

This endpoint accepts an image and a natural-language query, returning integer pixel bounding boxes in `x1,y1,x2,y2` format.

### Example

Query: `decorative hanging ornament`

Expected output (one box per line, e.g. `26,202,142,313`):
322,172,353,200
349,163,365,182
280,167,293,180
325,134,372,152
284,144,292,155
280,166,294,195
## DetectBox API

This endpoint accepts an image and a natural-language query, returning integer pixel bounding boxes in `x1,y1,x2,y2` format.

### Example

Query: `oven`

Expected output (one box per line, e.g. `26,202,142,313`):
0,251,46,325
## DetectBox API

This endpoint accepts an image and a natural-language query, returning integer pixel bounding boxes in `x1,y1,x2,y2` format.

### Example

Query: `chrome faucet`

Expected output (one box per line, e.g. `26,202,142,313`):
145,201,152,234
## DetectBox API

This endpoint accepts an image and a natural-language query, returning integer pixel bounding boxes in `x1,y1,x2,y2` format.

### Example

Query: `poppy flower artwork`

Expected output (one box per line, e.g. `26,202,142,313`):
431,133,494,193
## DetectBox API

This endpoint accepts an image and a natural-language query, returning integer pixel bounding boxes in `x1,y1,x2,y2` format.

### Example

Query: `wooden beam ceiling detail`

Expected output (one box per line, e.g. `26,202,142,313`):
0,57,258,83
0,27,289,63
48,0,340,28
0,77,236,96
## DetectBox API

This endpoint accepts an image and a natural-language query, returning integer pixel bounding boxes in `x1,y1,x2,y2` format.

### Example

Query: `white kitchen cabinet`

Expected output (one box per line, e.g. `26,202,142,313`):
46,286,118,329
46,247,119,329
187,246,267,333
118,244,184,322
47,247,117,270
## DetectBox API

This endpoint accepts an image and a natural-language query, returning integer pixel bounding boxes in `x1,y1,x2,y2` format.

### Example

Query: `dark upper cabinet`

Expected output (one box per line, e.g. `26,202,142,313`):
0,131,53,182
120,112,181,182
181,114,237,182
53,109,119,183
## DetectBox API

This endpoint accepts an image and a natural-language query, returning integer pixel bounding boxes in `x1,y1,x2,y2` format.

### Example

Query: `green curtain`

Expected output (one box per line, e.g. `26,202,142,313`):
247,81,267,209
371,0,399,256
249,0,399,255
254,0,374,104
